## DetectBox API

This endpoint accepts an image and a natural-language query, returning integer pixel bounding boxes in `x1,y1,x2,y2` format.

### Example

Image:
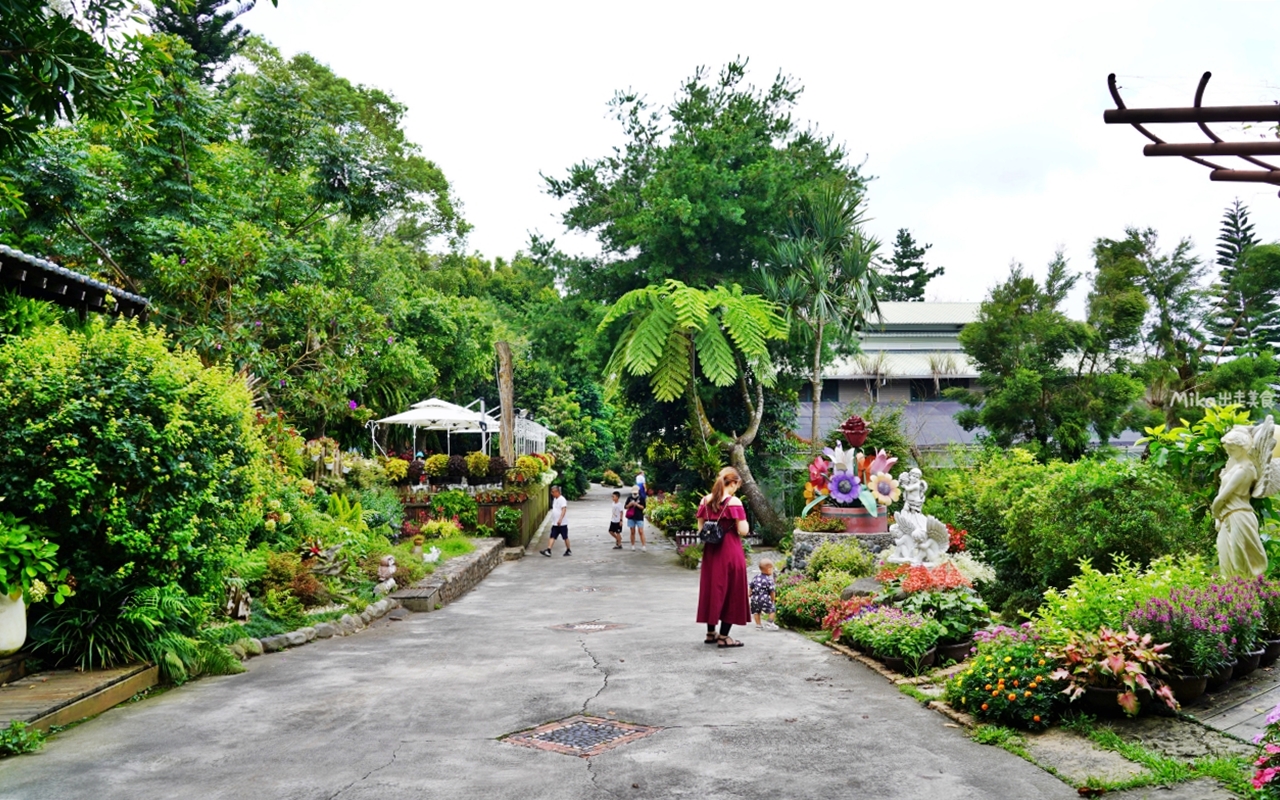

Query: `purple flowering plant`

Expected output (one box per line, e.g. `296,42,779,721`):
1124,589,1232,677
841,606,946,663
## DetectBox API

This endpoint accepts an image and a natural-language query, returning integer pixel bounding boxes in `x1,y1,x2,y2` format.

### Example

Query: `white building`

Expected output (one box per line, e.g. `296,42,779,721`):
797,302,982,449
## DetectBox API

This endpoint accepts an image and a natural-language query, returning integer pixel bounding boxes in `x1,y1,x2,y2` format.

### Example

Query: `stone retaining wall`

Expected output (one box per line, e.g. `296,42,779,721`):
391,538,505,612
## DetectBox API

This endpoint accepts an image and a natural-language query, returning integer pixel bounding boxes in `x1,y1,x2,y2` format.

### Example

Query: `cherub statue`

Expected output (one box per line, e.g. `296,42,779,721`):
885,468,949,565
1213,417,1280,578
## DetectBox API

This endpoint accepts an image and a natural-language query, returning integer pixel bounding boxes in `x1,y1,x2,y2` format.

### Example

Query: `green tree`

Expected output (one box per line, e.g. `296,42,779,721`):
599,280,790,534
1205,199,1261,360
148,0,254,83
951,253,1144,460
545,59,862,300
758,180,882,453
882,228,944,302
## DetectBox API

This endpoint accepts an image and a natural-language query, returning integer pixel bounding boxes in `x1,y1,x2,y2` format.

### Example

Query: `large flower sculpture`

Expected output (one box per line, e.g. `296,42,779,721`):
828,471,861,504
868,449,898,477
823,443,857,476
808,456,829,492
869,471,901,505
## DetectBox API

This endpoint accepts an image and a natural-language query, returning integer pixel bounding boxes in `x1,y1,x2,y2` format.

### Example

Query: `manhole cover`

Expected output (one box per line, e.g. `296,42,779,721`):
549,621,629,633
503,715,661,757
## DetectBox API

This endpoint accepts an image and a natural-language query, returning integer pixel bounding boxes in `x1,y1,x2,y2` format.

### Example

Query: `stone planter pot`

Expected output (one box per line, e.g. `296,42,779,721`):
1081,686,1125,717
936,638,974,665
1206,661,1237,692
881,647,935,675
1165,674,1209,704
819,504,888,534
1261,638,1280,668
1233,649,1265,680
0,592,25,657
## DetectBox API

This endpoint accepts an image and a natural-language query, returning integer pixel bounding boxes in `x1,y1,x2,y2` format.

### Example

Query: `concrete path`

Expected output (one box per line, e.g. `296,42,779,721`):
0,485,1076,800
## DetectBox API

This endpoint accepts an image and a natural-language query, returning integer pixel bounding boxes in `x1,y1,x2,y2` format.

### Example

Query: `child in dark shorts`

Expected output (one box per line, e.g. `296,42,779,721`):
750,558,777,630
607,491,624,549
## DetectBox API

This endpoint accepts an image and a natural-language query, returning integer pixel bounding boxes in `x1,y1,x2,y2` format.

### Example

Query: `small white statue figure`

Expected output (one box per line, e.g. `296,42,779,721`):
377,555,397,582
423,546,442,564
1213,417,1280,578
885,468,950,565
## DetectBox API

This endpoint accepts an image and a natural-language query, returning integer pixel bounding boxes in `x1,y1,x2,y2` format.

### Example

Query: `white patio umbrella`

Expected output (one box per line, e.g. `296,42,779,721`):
373,398,490,455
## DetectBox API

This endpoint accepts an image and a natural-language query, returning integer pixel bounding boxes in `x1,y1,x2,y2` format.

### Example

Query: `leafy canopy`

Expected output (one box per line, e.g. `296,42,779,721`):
599,280,789,402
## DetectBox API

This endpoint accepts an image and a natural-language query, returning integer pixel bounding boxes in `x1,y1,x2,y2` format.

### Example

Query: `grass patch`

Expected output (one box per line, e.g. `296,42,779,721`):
438,537,475,558
898,683,934,703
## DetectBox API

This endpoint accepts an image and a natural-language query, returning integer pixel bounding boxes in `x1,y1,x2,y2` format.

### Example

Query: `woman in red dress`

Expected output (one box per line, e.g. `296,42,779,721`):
696,467,751,647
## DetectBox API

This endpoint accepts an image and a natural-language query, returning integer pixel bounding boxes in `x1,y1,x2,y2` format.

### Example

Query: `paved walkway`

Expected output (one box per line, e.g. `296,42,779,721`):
0,485,1075,799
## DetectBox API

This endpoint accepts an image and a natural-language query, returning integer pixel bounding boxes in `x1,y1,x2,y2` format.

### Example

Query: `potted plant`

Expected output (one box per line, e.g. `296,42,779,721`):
424,454,450,486
1050,627,1179,717
464,451,491,486
493,506,523,547
1125,592,1232,703
0,513,73,656
487,456,509,485
847,607,945,675
446,454,468,484
900,588,990,664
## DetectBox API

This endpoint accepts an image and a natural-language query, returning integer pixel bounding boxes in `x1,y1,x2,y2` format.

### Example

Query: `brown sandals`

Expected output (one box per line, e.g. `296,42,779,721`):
716,635,744,648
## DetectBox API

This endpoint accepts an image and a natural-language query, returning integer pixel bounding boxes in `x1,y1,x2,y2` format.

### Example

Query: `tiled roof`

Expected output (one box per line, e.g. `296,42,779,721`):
0,244,148,317
867,302,981,327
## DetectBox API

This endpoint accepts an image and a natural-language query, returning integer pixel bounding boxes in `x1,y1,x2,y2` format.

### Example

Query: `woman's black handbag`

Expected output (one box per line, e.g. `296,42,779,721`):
699,505,728,545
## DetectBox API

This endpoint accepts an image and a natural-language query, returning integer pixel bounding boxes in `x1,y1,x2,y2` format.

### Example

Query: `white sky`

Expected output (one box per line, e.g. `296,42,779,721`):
242,0,1280,316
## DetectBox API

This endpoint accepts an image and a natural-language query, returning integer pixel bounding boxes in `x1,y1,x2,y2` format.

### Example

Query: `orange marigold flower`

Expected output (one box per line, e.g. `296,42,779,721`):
1024,691,1032,697
1007,693,1016,701
1033,715,1041,722
985,684,992,690
991,690,999,696
981,703,989,711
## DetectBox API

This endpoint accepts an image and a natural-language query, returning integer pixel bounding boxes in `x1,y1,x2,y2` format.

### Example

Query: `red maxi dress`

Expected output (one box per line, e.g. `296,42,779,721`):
695,497,750,626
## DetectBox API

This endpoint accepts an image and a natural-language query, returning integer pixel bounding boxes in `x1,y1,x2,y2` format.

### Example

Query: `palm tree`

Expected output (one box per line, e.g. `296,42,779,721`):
598,280,790,535
758,181,883,454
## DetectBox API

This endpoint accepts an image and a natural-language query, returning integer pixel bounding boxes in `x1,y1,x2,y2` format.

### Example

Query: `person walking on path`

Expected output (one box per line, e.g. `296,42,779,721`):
607,490,625,549
696,467,750,647
635,470,647,501
541,485,571,557
624,487,647,551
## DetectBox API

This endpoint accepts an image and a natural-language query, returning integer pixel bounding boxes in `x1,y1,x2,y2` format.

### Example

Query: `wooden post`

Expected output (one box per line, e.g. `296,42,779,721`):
496,341,516,464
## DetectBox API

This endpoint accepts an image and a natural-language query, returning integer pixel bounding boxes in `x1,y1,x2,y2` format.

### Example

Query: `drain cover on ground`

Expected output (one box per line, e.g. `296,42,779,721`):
504,715,660,757
549,621,629,633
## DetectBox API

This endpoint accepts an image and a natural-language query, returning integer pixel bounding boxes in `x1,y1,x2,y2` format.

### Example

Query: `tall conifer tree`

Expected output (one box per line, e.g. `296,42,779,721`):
1205,199,1260,360
883,228,944,301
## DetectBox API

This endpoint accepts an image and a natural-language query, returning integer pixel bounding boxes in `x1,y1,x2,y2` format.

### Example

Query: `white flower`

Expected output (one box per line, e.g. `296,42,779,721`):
28,580,48,603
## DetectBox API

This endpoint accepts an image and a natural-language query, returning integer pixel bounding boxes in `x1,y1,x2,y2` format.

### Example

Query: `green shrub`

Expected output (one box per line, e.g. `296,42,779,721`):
776,571,853,629
805,538,875,581
601,469,623,487
1004,458,1206,594
795,512,845,533
493,506,522,543
424,454,449,478
0,320,271,669
361,542,430,589
465,451,491,479
677,543,703,570
356,487,404,534
1034,555,1213,645
429,490,478,529
945,632,1064,730
0,720,45,756
421,519,463,539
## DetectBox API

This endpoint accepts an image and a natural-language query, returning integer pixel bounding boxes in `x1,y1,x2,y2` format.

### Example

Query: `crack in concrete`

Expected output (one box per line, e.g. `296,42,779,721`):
326,741,404,799
579,637,609,716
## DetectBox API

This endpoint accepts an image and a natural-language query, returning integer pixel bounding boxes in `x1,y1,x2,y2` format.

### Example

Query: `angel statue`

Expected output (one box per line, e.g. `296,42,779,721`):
886,468,950,565
1213,417,1280,578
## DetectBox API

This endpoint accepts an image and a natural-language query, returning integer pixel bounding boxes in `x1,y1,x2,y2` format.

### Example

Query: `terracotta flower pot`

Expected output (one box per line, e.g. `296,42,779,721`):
1233,649,1265,680
1206,661,1237,692
1164,674,1208,704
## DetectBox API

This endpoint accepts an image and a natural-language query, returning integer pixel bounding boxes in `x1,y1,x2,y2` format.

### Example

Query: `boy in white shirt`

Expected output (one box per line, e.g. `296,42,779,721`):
607,491,624,549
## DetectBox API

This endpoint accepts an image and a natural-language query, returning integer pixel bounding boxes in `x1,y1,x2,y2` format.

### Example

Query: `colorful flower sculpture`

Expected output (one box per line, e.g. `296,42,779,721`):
808,456,829,492
869,471,901,505
828,471,861,504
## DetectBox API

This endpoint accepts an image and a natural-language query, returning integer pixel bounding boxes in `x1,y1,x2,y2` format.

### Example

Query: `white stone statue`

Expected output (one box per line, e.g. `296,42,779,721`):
886,468,950,565
1213,417,1280,578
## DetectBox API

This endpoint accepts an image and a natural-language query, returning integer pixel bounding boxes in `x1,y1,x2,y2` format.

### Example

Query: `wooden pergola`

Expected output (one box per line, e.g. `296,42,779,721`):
1105,72,1280,195
0,244,148,318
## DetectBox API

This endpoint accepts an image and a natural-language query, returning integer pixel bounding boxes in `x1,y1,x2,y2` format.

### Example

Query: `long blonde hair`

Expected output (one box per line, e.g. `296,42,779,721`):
708,467,741,515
